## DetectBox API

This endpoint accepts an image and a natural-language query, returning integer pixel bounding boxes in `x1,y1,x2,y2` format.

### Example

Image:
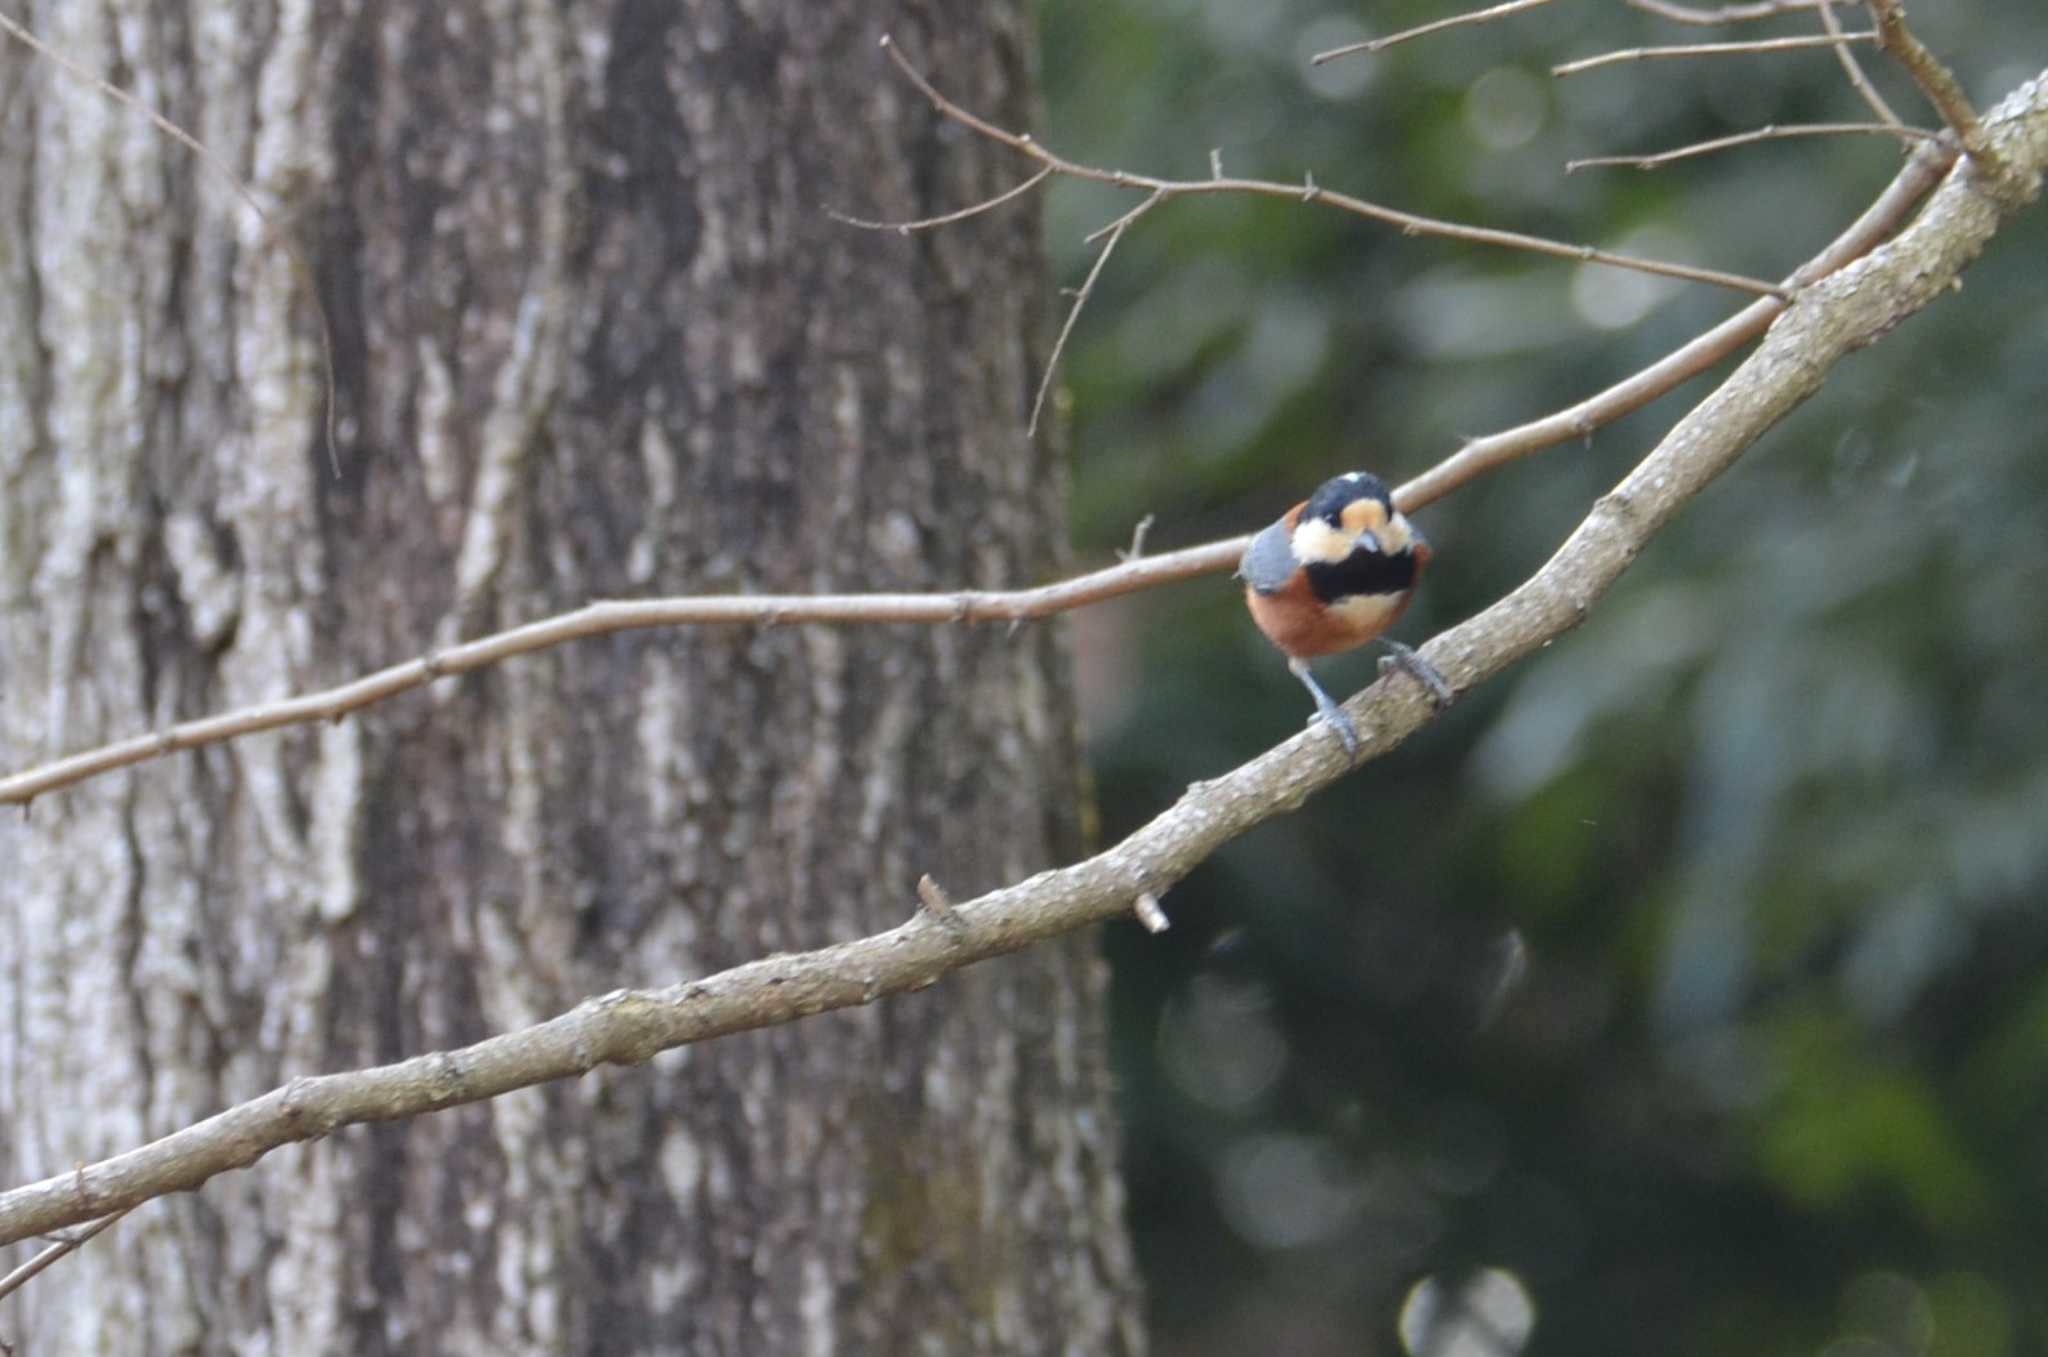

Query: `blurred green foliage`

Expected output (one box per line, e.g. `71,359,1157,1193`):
1035,1,2048,1353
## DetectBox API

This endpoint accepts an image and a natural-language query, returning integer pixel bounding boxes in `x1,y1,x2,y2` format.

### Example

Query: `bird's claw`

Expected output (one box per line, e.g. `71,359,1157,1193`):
1289,657,1360,757
1378,639,1455,709
1315,707,1361,756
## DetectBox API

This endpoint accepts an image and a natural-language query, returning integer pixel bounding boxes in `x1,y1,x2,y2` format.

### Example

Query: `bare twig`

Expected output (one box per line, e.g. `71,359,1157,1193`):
1399,136,1953,506
1310,0,1559,64
1033,191,1157,434
827,165,1053,233
0,544,1224,808
1117,514,1157,563
916,874,961,928
1566,121,1934,172
876,35,1784,300
8,80,2041,1244
859,31,1784,438
0,142,1957,810
0,11,340,477
1553,31,1876,78
1865,0,2030,202
1133,892,1170,934
1816,0,1904,128
0,1205,133,1302
1625,0,1850,24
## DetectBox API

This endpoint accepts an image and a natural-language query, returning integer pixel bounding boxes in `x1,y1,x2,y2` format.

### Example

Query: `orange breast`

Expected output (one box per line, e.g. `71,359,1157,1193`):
1244,573,1413,659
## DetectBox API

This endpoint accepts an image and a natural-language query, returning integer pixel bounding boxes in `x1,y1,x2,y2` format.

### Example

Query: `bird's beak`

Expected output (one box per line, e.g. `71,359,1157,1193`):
1356,532,1382,554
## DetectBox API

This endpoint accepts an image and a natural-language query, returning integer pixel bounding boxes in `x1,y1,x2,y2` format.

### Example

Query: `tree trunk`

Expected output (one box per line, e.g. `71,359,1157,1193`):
0,1,1143,1352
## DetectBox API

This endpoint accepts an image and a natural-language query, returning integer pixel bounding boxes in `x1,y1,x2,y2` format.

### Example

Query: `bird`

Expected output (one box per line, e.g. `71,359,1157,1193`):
1238,469,1451,753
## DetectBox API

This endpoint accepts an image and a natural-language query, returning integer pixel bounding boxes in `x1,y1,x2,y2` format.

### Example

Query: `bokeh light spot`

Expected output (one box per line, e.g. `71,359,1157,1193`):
1216,1133,1362,1250
1464,67,1547,151
1399,1267,1536,1356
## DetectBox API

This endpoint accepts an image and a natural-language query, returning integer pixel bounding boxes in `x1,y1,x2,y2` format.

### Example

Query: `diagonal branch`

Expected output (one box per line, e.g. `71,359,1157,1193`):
859,32,1785,449
1398,134,1952,505
1815,0,1904,128
1566,122,1935,173
6,69,2045,1247
1864,0,2032,204
1554,31,1878,78
0,1205,134,1302
875,35,1785,301
1033,191,1159,434
1310,0,1560,64
1625,0,1849,22
825,165,1053,233
0,141,1957,809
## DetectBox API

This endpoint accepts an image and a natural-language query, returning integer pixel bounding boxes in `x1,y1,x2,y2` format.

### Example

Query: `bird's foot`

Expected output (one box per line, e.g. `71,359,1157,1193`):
1289,657,1361,757
1378,639,1455,708
1306,697,1361,756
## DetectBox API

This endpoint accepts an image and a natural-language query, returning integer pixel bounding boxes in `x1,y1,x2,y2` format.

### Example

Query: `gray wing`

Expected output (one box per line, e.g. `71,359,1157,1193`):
1237,518,1297,595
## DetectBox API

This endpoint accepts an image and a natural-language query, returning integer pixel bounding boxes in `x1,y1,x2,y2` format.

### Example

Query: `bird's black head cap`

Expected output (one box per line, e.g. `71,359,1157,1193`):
1303,470,1394,527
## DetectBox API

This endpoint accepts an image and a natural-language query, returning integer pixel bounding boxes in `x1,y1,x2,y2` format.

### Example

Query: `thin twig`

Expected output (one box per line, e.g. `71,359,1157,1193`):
1034,192,1155,435
0,11,341,478
915,874,961,928
1553,31,1876,78
827,165,1053,233
1310,0,1558,64
0,542,1232,808
5,89,2037,1245
0,1205,133,1302
1625,0,1849,26
1083,191,1167,245
1815,0,1903,127
1117,514,1157,562
878,35,1784,300
1566,121,1934,172
1396,137,1952,506
0,144,1958,810
1865,0,2029,202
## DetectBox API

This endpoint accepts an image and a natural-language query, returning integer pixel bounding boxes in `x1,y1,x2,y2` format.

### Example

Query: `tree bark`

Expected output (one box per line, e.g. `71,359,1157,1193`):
0,1,1143,1352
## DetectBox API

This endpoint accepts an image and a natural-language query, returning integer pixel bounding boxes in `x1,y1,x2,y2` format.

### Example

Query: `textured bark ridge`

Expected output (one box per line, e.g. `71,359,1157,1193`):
0,2,1143,1352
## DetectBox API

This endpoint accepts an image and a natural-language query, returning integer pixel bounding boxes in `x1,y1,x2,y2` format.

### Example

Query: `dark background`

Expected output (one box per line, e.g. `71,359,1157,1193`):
1037,3,2048,1353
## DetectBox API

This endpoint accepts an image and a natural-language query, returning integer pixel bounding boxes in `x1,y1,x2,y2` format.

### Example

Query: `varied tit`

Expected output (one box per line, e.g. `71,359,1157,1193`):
1238,470,1452,753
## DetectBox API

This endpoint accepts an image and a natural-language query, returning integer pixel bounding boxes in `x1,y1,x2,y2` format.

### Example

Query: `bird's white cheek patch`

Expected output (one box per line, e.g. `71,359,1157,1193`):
1290,516,1353,564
